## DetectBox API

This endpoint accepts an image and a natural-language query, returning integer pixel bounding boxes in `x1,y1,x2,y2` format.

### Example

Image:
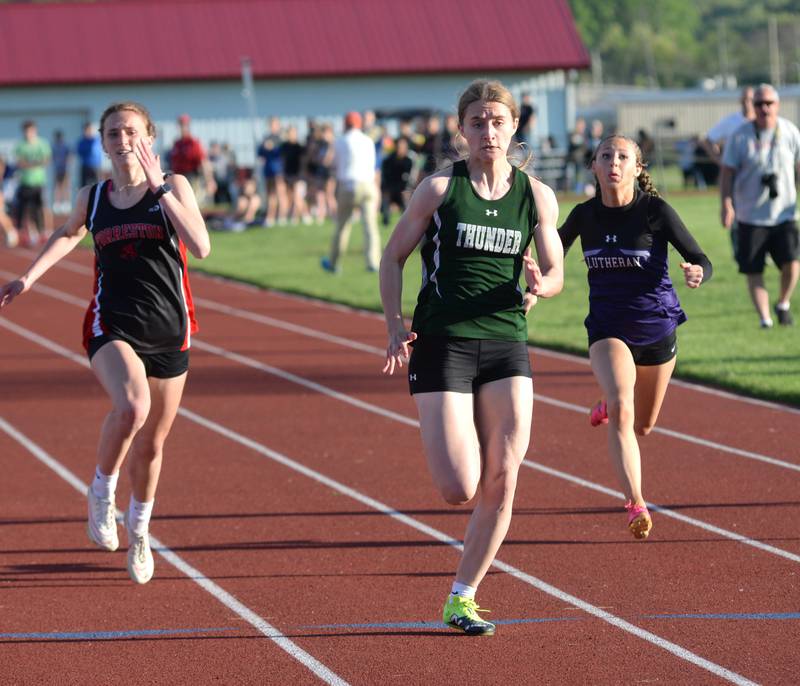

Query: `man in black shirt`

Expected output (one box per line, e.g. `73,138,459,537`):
380,137,414,226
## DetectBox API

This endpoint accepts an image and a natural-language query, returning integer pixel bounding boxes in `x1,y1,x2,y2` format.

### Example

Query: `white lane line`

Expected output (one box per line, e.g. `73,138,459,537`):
0,307,768,684
192,336,800,564
532,394,800,473
2,307,798,566
8,266,789,475
171,411,759,686
525,461,800,564
11,252,799,417
191,296,799,472
191,274,800,415
0,335,348,686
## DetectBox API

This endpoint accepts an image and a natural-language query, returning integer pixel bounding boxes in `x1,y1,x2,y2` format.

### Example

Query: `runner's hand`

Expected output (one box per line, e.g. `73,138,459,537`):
0,279,25,309
134,138,166,191
522,247,543,295
523,291,538,314
680,262,703,288
383,329,417,375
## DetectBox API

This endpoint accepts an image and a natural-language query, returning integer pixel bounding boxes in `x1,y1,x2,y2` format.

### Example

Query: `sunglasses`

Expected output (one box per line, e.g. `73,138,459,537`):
754,100,776,108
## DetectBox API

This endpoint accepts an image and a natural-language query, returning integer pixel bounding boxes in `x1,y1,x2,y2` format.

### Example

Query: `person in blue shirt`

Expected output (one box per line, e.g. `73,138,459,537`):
76,121,103,187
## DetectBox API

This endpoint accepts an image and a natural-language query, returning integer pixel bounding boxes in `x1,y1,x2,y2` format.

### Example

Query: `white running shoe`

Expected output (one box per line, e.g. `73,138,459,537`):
87,488,119,551
126,513,154,585
5,230,19,248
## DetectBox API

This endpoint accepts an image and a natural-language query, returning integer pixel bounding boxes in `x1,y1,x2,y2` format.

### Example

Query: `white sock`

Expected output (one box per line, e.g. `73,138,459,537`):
91,467,118,500
128,496,154,537
450,582,477,600
761,317,774,328
776,302,790,311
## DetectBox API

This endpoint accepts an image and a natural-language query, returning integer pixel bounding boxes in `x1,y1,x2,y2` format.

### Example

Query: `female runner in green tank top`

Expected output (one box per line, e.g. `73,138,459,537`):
379,80,564,636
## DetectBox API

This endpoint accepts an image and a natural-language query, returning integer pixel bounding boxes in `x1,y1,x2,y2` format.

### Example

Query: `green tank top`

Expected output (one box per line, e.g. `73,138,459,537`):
411,159,538,341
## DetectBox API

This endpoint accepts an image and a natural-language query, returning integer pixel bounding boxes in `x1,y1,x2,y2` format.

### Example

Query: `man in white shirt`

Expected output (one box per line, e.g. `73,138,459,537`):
720,84,800,327
702,86,755,165
321,111,380,273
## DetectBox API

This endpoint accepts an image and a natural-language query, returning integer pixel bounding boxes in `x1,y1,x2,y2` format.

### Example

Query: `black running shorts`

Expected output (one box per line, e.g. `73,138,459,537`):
87,335,189,379
590,330,677,367
736,220,800,274
407,336,532,395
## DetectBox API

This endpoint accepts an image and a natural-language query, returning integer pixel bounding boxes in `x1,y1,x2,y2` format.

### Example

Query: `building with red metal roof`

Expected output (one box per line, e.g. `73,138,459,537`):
0,0,588,171
1,0,588,86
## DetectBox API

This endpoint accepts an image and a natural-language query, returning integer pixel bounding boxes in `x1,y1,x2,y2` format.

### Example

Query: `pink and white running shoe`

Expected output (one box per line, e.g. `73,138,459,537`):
625,500,653,540
589,399,608,427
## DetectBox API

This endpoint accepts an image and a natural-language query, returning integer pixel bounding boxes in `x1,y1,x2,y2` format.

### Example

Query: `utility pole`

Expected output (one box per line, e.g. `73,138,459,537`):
768,15,781,86
241,57,260,147
718,18,731,87
591,48,603,87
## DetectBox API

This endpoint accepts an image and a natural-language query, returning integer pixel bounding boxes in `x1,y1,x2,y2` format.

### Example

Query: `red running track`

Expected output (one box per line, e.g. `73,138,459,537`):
1,246,798,686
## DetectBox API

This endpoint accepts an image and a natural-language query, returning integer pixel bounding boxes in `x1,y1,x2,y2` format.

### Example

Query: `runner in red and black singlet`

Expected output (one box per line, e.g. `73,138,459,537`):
1,101,210,586
380,80,564,636
82,178,197,354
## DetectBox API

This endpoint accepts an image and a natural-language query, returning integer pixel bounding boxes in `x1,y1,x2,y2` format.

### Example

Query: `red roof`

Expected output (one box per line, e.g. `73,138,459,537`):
0,0,589,86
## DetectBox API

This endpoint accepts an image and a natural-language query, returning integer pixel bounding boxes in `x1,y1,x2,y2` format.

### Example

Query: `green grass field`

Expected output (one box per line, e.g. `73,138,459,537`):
193,189,800,408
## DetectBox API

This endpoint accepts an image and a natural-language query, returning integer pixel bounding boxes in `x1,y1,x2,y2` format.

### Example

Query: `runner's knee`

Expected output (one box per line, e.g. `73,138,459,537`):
111,397,150,435
607,397,634,427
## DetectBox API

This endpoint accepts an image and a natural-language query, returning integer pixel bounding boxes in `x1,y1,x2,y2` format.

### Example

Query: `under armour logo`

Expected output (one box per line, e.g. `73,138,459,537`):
409,374,417,381
486,209,498,216
605,234,617,243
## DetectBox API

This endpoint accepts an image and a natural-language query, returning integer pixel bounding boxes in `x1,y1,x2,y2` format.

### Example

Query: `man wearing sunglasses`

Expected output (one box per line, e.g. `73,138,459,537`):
720,83,800,327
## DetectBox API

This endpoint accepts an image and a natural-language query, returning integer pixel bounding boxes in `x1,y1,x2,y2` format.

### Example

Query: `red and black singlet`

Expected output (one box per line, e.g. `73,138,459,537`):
82,180,198,353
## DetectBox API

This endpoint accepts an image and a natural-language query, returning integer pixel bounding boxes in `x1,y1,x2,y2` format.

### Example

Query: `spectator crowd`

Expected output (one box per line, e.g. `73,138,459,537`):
0,88,789,251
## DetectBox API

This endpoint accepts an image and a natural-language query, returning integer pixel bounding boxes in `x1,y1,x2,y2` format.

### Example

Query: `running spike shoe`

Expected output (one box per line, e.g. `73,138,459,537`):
625,500,653,540
590,399,609,427
442,595,495,636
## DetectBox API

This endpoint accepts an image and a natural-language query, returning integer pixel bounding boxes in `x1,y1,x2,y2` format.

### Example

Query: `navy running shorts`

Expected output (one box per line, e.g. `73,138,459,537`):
87,336,189,379
407,336,532,395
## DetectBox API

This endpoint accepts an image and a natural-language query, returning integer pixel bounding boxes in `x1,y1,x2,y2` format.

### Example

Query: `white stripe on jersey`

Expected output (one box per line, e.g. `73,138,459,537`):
88,183,105,338
178,262,191,349
159,203,191,350
91,272,105,338
87,182,104,232
430,210,443,298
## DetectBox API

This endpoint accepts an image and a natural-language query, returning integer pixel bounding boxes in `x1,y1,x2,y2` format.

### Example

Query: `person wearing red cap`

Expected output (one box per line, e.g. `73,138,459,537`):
168,114,216,206
321,110,381,273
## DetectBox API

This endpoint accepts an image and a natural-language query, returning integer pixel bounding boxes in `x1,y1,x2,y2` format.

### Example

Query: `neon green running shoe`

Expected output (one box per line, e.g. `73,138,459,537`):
442,595,495,636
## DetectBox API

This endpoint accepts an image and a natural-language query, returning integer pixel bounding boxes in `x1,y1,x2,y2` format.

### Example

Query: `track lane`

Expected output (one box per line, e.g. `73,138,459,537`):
0,420,340,686
3,250,796,684
0,298,784,684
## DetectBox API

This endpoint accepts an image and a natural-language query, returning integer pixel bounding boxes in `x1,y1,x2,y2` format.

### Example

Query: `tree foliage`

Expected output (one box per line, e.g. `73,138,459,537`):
568,0,800,87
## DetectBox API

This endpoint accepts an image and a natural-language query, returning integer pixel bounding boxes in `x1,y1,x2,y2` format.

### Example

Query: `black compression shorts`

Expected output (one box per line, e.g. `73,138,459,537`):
589,330,677,366
407,336,532,395
87,336,189,379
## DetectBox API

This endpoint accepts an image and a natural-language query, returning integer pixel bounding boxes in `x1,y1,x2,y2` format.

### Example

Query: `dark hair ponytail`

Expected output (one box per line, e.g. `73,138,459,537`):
637,167,659,197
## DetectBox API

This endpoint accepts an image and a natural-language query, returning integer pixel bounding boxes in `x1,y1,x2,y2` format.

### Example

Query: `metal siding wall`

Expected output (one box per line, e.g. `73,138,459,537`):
0,71,567,169
617,95,800,139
